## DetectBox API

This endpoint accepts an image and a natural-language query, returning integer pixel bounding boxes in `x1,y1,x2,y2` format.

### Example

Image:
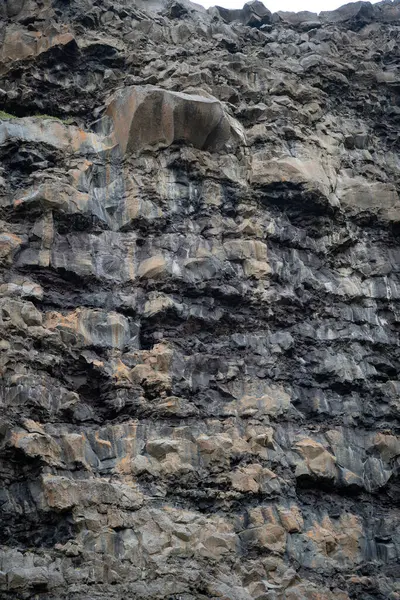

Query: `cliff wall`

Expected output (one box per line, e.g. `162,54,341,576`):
0,1,400,598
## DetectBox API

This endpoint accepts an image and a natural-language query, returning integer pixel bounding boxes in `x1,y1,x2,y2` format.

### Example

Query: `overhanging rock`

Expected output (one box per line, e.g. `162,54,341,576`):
103,85,246,155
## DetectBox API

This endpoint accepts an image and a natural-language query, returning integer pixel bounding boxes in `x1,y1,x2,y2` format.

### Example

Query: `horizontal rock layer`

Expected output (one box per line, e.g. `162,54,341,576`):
0,1,400,600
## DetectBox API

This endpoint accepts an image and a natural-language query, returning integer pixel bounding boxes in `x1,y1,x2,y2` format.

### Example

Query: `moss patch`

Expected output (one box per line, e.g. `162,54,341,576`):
33,114,75,125
0,110,15,120
0,111,75,124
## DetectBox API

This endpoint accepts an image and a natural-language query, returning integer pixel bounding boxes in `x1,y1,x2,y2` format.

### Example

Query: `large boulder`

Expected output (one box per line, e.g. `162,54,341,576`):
103,85,246,155
216,1,272,28
320,1,375,29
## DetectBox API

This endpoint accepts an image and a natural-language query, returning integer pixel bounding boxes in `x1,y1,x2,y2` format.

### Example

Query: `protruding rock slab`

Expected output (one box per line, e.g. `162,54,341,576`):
0,24,75,73
104,85,245,155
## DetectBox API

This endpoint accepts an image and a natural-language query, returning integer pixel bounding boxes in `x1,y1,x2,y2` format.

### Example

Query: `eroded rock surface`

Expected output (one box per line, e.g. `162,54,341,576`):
104,86,246,154
0,1,400,599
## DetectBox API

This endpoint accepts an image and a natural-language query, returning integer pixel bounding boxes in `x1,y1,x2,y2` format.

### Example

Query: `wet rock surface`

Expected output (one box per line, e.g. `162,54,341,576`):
0,0,400,599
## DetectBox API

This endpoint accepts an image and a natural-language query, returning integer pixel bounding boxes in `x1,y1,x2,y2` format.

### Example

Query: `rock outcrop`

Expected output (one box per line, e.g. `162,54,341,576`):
104,86,246,154
0,1,400,599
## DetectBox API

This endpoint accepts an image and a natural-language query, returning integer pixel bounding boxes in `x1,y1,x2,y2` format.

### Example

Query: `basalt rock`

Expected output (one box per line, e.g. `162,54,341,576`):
0,1,400,600
216,0,272,27
103,85,246,154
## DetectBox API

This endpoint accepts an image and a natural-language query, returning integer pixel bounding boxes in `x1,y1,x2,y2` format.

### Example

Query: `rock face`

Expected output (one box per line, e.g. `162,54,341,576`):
104,86,246,154
0,1,400,599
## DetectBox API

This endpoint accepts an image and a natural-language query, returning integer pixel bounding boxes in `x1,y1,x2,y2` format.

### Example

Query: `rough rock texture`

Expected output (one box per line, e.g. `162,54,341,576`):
104,86,246,154
0,0,400,599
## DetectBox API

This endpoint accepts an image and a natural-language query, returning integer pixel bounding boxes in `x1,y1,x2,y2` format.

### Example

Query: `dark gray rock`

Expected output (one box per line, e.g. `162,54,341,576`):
0,1,400,600
216,0,272,28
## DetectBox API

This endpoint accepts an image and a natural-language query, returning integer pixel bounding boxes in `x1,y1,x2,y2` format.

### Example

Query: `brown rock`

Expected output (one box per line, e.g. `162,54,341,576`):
295,438,337,481
104,85,245,155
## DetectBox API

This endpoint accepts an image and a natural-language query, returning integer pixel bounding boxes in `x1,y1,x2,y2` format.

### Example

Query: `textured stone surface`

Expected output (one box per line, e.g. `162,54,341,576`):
104,85,246,154
0,1,400,599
